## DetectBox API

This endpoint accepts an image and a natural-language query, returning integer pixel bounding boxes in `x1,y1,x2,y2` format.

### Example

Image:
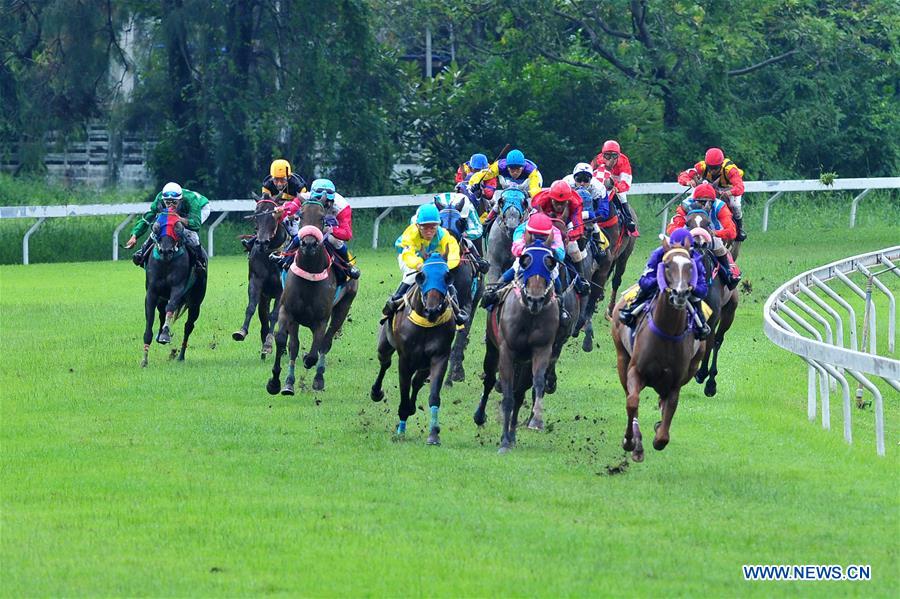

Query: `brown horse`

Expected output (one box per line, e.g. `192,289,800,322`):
474,244,561,452
266,199,358,394
577,205,638,352
370,255,456,445
611,247,706,461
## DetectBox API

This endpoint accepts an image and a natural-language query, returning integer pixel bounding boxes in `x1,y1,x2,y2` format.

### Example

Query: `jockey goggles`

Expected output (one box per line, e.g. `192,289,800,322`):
602,152,619,159
311,187,336,201
162,190,182,200
573,172,592,184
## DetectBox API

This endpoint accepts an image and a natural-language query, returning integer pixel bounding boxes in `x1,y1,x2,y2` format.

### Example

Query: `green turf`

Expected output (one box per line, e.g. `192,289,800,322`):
1,226,898,597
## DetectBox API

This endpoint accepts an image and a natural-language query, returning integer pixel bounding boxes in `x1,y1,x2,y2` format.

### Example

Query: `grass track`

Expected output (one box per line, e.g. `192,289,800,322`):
1,225,898,596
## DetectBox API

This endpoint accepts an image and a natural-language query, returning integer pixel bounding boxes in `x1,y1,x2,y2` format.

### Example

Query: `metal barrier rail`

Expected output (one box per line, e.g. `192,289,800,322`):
2,177,898,263
763,246,900,456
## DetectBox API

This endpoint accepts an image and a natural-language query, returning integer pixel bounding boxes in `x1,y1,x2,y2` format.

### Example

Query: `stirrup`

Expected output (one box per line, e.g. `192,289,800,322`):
346,266,361,279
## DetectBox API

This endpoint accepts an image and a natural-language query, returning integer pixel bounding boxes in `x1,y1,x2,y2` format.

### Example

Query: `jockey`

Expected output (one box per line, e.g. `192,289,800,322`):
243,158,308,250
481,212,570,323
617,228,710,339
531,180,590,295
667,182,741,289
678,147,747,241
433,191,490,274
127,182,210,271
468,149,543,222
384,203,467,326
592,140,638,236
564,162,610,256
455,153,498,202
273,178,360,280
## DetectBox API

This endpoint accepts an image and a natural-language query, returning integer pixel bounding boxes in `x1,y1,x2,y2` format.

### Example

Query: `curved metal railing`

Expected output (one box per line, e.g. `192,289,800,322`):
763,246,899,455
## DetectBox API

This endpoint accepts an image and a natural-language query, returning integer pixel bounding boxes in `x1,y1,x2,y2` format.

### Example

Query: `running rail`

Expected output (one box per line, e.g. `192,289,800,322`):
763,246,900,455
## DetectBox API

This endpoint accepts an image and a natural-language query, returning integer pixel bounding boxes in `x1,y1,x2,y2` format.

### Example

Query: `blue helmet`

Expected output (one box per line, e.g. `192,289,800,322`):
505,149,525,168
416,203,441,225
469,153,489,170
310,178,336,201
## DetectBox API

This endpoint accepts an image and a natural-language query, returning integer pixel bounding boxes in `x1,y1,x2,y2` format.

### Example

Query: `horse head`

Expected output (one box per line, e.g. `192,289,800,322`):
297,199,327,257
657,248,696,310
152,211,184,261
439,208,466,241
253,198,281,250
517,242,556,315
415,254,451,322
499,189,527,232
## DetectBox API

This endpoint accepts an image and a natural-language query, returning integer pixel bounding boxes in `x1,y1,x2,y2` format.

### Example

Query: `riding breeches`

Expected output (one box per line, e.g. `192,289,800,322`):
326,232,345,249
728,195,743,219
181,229,201,247
711,235,729,257
566,240,586,262
399,256,420,285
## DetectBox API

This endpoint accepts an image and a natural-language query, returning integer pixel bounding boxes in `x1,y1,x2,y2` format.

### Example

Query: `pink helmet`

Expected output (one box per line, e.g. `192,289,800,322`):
705,147,724,166
602,140,621,154
526,213,553,236
690,227,713,245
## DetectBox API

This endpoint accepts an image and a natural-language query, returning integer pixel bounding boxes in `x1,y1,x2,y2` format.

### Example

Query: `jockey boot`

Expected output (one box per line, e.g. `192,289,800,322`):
615,198,639,237
333,244,361,279
448,285,469,326
383,282,411,316
573,260,591,295
187,244,207,271
734,217,747,241
591,230,608,259
619,286,654,327
690,299,711,340
465,239,490,274
558,300,570,328
717,253,741,290
241,235,256,252
132,237,153,267
272,235,300,269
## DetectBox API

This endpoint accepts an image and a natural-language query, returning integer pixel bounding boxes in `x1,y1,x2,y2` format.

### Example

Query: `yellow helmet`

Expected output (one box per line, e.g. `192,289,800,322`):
270,159,291,179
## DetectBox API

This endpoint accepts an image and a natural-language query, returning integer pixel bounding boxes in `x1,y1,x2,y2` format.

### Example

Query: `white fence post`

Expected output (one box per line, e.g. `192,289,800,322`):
22,217,46,265
207,212,230,258
849,188,872,227
761,191,784,232
112,214,135,261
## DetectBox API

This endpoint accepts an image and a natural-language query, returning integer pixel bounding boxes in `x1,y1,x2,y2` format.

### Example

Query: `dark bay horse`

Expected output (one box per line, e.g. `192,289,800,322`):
267,199,358,394
577,205,638,352
141,211,207,367
233,198,286,359
682,210,741,397
438,207,484,386
474,244,560,453
370,255,456,445
485,189,528,284
611,247,706,461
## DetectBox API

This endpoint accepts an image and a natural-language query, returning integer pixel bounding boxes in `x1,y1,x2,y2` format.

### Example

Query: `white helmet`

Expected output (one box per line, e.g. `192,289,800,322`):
161,182,183,200
572,162,592,176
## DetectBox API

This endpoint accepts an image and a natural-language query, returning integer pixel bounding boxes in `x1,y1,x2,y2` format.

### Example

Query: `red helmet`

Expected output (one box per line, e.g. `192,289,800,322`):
602,140,620,154
548,180,571,202
705,147,724,166
526,213,553,236
693,183,717,200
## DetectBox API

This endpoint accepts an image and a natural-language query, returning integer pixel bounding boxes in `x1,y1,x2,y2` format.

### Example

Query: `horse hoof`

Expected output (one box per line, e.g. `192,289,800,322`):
281,384,295,396
450,368,465,383
704,381,717,397
312,376,325,392
176,354,185,362
473,409,486,427
527,417,544,431
370,387,384,402
232,329,247,341
157,332,171,345
695,370,708,384
302,354,316,369
263,334,274,352
632,448,645,462
546,378,557,395
498,445,511,455
426,429,441,446
444,377,453,388
266,379,280,395
140,358,148,368
622,437,635,452
582,336,593,352
653,437,669,451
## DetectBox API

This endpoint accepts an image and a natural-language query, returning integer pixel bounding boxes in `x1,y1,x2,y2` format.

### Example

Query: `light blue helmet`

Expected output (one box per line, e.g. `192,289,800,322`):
505,149,525,168
416,203,441,225
309,178,336,201
469,153,489,170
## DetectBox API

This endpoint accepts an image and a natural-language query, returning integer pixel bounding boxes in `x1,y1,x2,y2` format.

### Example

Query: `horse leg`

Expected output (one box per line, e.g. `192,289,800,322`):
302,321,326,370
159,283,187,344
606,252,630,318
267,313,289,395
580,287,599,351
426,355,451,445
142,292,157,367
177,302,200,361
281,322,300,395
653,390,681,450
234,277,260,341
313,286,357,391
705,300,736,397
446,325,469,386
622,365,643,452
498,349,516,453
258,297,271,359
527,345,553,431
395,360,416,436
265,295,280,356
370,323,394,402
475,341,499,426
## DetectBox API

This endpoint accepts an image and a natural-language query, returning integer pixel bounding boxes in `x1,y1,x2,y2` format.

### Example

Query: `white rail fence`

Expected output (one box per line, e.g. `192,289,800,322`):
2,177,898,264
763,246,900,456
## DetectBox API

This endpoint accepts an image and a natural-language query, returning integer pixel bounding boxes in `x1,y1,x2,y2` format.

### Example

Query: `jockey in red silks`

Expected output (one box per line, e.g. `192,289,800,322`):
667,182,741,289
531,180,590,295
592,140,638,236
274,178,360,280
678,147,747,241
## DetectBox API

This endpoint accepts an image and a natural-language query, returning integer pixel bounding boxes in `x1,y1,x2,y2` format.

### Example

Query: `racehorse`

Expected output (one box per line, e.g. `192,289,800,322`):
233,198,286,359
370,255,456,445
266,199,358,394
485,189,528,284
577,204,638,352
682,210,740,397
141,210,207,367
611,246,706,461
474,243,561,452
437,207,483,386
